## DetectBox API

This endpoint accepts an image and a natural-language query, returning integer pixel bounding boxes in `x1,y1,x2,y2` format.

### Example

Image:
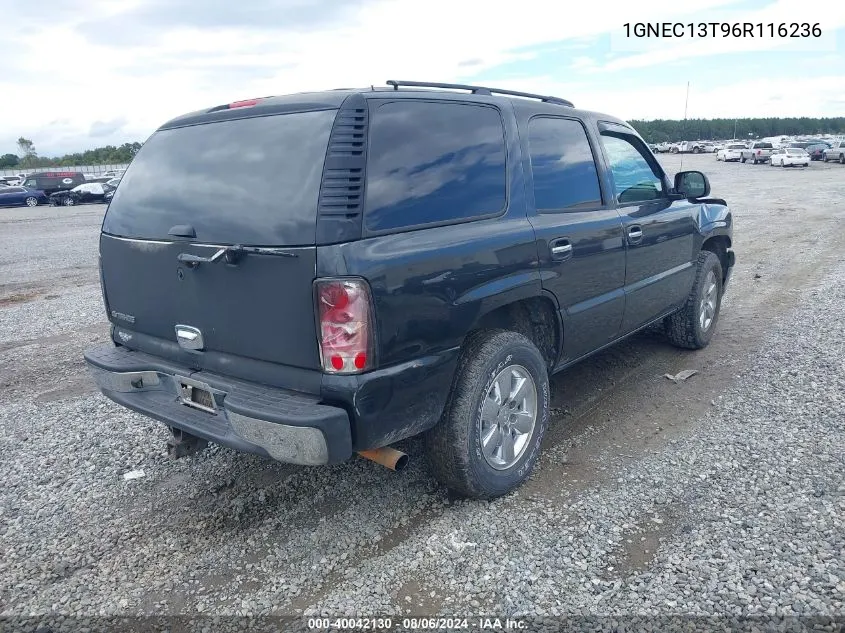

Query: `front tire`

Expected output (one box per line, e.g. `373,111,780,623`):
426,330,550,499
840,154,845,165
665,251,723,350
25,196,38,207
63,197,75,206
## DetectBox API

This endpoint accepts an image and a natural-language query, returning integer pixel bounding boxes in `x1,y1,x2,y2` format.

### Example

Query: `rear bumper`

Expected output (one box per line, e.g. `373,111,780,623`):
84,344,352,465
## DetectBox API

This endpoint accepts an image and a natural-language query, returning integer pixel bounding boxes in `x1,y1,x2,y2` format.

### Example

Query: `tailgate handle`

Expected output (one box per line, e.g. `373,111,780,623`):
177,249,226,268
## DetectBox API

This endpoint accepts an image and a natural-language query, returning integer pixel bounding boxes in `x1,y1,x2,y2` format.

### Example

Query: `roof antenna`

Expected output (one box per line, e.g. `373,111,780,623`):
680,81,690,173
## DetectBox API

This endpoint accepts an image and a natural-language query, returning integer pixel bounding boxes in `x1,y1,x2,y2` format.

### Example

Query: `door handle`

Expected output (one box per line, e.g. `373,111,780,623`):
627,226,643,243
550,239,573,260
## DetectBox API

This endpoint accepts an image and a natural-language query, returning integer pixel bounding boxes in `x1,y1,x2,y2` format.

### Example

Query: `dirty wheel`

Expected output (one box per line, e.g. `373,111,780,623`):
665,251,723,350
426,330,549,499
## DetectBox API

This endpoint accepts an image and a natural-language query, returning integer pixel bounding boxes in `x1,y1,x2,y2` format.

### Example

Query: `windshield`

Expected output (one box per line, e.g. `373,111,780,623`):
102,109,336,246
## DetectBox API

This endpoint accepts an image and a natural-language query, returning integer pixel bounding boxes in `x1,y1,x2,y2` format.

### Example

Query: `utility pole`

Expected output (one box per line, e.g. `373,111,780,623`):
734,119,738,140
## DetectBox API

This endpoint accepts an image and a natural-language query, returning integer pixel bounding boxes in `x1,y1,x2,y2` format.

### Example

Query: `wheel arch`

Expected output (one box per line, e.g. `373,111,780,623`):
701,234,732,284
464,293,562,370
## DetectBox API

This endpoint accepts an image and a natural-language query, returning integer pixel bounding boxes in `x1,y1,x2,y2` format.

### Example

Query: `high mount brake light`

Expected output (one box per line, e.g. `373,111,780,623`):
315,279,374,374
229,98,261,109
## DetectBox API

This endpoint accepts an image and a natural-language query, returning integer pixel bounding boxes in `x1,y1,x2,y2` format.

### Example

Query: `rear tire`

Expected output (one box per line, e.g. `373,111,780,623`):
63,197,75,206
665,251,723,350
740,156,746,163
426,330,550,499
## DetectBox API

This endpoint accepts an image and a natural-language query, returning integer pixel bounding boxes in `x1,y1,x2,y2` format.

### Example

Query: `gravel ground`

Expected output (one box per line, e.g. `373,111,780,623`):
0,156,843,632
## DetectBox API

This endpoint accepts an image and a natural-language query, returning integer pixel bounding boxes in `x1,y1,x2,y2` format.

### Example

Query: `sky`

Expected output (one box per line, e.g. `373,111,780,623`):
1,0,843,156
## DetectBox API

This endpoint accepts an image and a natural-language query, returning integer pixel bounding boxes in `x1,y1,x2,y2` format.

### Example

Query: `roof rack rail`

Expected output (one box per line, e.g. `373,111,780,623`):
385,79,574,107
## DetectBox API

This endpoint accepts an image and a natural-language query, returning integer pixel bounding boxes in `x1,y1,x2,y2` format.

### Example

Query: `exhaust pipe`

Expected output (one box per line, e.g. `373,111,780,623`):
358,447,409,472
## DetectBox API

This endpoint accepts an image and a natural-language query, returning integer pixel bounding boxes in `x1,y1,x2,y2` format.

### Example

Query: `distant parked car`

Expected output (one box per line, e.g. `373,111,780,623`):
655,142,676,153
49,182,112,206
100,169,126,179
106,177,122,188
806,142,830,161
770,148,810,168
740,142,773,164
0,186,48,207
822,141,845,164
717,144,746,162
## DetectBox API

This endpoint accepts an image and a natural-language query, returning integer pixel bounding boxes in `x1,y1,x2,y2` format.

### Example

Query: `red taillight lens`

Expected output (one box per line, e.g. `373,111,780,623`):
315,279,373,374
229,98,261,109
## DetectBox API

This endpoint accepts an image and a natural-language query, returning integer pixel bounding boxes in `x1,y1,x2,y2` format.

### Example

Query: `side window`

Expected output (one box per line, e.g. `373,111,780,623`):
528,117,602,211
599,133,665,205
364,101,507,232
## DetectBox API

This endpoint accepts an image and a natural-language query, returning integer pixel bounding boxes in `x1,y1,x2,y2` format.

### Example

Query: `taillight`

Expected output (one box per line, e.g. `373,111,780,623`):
98,253,110,316
315,278,374,374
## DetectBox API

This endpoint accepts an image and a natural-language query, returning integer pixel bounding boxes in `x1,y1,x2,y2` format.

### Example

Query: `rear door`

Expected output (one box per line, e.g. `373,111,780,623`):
525,116,626,362
596,124,697,333
100,108,338,370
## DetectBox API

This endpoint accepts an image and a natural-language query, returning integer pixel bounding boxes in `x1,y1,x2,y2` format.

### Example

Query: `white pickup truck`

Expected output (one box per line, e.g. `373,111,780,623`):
740,142,774,164
822,141,845,164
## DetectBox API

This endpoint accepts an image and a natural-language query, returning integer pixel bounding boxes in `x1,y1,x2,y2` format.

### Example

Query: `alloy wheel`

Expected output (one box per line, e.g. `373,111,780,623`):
479,364,538,470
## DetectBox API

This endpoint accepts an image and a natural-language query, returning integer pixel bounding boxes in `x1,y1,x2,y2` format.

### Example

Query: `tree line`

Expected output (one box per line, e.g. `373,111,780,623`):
628,117,845,143
0,137,143,169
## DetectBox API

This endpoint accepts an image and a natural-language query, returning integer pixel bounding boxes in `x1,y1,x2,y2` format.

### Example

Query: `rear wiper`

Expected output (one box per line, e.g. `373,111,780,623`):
177,245,298,268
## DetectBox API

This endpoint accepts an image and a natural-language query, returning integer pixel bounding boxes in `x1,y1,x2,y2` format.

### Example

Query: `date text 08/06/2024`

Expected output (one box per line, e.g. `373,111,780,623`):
307,617,527,630
623,22,822,38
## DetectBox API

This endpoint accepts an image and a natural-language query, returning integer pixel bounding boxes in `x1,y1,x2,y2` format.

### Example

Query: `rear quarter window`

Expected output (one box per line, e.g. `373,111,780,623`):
364,100,507,232
528,117,602,211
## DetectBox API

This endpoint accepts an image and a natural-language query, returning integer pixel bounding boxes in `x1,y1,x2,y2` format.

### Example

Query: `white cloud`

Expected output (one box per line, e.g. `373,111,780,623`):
488,74,845,120
0,0,842,154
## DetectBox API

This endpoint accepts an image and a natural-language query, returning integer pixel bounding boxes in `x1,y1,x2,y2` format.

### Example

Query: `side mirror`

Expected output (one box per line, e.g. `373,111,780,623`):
674,170,710,199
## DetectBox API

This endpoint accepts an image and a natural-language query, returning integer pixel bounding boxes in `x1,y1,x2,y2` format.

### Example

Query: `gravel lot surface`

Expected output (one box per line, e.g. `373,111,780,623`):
0,155,843,632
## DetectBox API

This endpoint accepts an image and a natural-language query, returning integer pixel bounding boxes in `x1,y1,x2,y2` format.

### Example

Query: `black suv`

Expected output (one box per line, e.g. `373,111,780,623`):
84,80,735,499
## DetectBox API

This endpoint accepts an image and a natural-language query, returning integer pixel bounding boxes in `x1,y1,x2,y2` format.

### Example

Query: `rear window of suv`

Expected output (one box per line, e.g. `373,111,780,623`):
364,101,507,232
102,110,336,246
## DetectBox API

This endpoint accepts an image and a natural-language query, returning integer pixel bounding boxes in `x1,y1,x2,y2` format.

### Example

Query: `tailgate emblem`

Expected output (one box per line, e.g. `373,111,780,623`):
175,325,204,350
